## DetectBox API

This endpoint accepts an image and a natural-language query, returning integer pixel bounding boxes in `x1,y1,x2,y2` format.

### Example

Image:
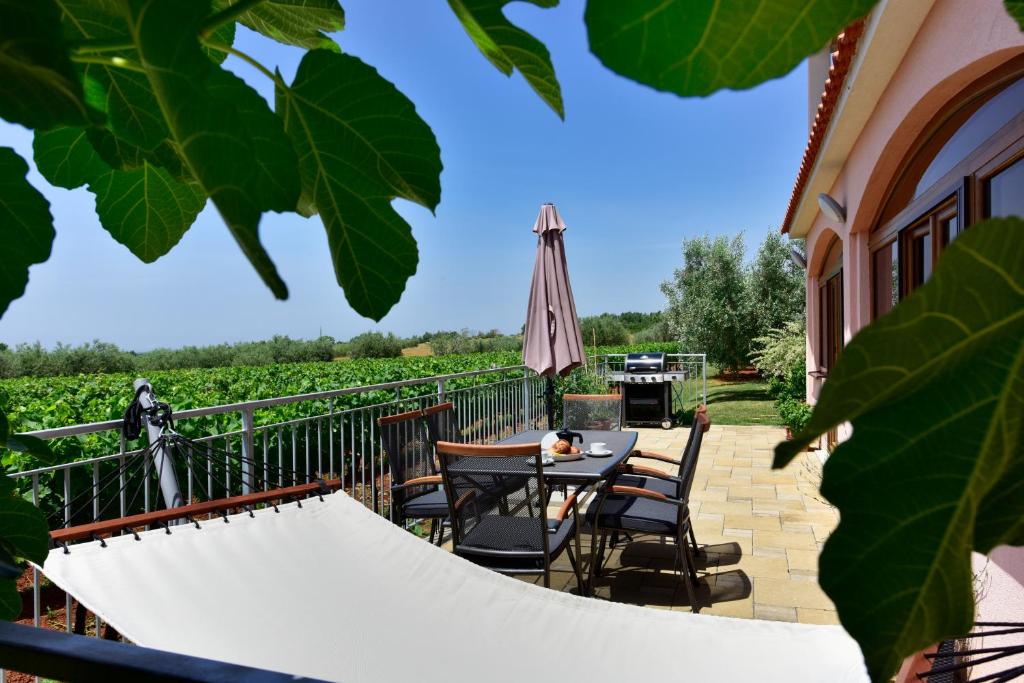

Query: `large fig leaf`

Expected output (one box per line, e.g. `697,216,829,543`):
0,474,49,619
774,219,1024,681
585,0,876,97
124,0,299,299
34,127,206,262
0,0,95,129
212,0,344,52
277,50,441,320
0,476,48,568
0,148,56,317
32,126,109,189
447,0,563,118
89,163,207,262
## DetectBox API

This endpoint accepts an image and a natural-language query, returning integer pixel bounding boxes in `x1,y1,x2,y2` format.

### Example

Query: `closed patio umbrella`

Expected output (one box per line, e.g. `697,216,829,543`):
522,203,586,428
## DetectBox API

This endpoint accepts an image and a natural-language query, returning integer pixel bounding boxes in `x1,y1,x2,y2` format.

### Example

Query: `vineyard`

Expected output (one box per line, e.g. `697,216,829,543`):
0,343,680,481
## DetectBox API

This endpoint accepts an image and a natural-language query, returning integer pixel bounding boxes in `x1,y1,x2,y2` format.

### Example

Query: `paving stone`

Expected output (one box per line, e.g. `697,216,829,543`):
724,513,782,532
753,604,799,622
699,500,753,516
754,530,819,551
755,577,835,610
786,548,820,573
797,608,840,625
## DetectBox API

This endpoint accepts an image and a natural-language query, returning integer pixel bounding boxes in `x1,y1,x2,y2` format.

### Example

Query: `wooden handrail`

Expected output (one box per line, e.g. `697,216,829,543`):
377,408,422,426
50,479,341,544
435,441,541,457
422,402,454,416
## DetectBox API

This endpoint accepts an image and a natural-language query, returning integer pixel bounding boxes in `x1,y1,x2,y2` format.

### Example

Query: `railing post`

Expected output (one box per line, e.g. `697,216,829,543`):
521,369,530,430
133,379,183,512
240,407,255,495
702,354,707,406
436,378,445,404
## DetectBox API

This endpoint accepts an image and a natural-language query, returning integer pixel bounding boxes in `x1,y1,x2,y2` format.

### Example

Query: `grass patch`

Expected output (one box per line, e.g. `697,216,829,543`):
699,375,783,426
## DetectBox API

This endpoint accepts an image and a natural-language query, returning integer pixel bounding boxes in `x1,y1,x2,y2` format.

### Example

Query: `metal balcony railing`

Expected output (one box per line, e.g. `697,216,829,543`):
1,355,707,681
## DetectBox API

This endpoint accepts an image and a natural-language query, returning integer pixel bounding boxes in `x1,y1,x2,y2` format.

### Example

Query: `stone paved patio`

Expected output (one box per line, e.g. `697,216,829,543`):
522,424,840,625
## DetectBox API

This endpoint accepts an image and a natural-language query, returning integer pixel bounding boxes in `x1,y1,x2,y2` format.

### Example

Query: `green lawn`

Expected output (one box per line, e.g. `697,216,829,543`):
698,376,784,426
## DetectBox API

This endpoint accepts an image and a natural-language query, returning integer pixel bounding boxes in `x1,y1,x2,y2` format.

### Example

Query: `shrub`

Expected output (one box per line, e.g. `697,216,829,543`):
633,318,674,343
347,332,403,359
579,314,629,346
751,321,805,380
778,397,813,435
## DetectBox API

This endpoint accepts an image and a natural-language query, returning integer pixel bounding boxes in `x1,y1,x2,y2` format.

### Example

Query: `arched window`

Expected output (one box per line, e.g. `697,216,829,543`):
871,61,1024,318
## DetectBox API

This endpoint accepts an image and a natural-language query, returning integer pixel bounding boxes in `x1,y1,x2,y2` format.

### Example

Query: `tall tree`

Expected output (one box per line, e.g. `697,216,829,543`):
661,234,752,371
748,233,806,335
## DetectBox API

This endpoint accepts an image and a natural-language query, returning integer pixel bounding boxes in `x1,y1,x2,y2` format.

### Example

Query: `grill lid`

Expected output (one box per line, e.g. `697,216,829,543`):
624,352,665,373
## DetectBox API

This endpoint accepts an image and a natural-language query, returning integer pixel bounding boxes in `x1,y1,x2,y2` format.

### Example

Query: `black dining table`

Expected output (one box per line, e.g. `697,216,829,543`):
496,429,638,482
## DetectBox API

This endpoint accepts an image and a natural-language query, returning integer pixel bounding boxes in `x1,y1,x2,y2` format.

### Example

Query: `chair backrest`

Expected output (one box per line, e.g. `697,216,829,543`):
677,407,710,503
378,409,435,514
435,441,550,560
422,402,464,444
562,394,622,431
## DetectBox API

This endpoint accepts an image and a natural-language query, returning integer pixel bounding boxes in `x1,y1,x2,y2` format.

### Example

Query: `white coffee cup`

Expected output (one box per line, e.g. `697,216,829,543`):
590,442,607,453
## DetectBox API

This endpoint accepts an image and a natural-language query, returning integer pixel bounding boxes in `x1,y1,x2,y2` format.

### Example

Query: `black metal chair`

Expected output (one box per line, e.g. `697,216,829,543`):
562,393,622,431
585,409,711,608
422,401,464,444
612,405,708,552
378,409,449,546
436,441,585,593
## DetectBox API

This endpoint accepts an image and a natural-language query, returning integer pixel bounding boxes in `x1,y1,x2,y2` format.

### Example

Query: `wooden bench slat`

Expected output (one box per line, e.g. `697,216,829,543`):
50,479,342,544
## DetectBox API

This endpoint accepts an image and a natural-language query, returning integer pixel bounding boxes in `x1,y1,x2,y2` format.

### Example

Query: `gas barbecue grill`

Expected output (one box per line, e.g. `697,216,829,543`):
609,352,689,429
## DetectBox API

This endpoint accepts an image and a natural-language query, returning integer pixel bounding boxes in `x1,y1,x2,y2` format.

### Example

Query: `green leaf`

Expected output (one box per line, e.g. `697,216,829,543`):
1005,1,1024,29
774,219,1024,681
0,546,21,581
88,128,192,182
0,486,49,566
0,148,56,317
90,163,207,262
0,0,94,129
56,0,172,152
33,126,204,261
585,0,876,97
212,0,344,52
2,433,55,463
447,0,563,118
33,126,110,189
278,50,441,320
0,579,18,621
125,0,300,299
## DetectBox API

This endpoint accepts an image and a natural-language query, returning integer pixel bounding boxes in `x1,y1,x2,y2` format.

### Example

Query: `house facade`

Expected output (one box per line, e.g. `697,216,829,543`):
783,0,1023,675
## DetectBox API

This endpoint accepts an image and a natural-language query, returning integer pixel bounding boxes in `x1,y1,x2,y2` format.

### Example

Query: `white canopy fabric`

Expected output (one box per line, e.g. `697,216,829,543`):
39,492,868,682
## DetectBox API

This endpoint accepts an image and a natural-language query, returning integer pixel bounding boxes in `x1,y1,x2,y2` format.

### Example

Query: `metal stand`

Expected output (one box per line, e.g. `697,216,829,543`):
133,379,184,512
545,376,555,430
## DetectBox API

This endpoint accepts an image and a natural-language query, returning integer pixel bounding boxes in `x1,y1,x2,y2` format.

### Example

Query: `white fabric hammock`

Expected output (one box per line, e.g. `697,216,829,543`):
39,492,868,682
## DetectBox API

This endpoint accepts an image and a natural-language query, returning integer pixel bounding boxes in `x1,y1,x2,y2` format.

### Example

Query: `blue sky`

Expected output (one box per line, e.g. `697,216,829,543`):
0,0,808,350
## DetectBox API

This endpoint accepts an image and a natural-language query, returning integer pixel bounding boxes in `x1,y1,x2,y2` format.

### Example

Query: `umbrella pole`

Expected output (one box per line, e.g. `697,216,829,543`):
546,376,555,430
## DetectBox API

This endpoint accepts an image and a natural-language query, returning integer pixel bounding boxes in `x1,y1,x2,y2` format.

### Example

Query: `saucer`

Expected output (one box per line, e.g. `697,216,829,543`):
585,449,614,457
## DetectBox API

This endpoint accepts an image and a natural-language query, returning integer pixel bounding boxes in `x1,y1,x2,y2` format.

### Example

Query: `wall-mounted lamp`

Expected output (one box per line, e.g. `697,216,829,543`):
817,193,846,223
789,247,807,270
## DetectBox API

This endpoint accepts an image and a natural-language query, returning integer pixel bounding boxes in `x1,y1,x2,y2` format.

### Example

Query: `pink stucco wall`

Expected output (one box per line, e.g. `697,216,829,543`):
799,0,1024,663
